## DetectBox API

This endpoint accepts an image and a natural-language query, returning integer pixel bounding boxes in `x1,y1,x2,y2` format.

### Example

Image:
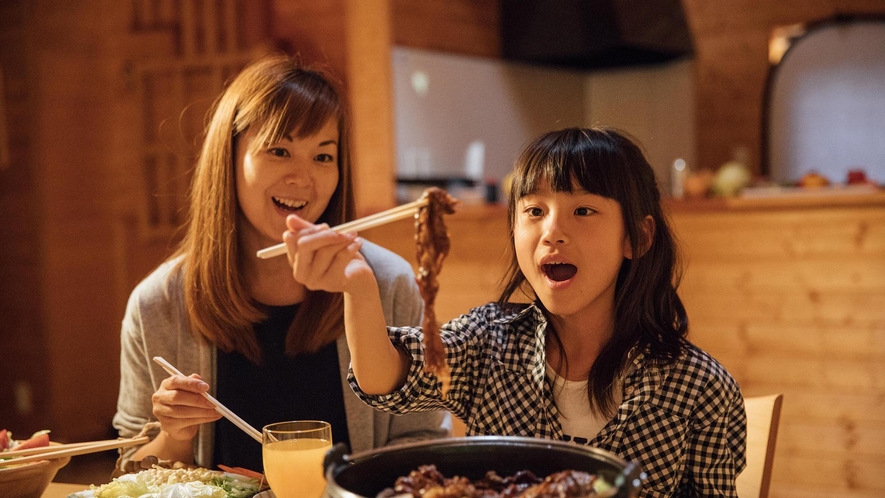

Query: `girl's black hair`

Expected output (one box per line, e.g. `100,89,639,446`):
497,127,688,417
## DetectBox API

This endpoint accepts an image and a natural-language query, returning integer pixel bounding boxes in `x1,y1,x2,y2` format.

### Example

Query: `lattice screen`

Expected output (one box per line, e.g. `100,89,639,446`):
131,0,261,237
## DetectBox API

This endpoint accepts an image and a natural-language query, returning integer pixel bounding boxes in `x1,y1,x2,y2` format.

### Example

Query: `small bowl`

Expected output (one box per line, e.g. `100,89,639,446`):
0,443,72,498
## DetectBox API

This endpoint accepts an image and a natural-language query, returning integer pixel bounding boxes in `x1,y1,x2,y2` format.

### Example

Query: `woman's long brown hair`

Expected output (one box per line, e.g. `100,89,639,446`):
173,55,356,364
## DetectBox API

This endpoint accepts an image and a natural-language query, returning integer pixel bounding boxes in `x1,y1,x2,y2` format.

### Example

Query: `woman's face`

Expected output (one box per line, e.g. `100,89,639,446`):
514,181,629,323
235,119,340,249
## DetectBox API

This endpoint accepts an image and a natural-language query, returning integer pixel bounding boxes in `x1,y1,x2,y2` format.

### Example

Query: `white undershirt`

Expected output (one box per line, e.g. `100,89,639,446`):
547,363,622,445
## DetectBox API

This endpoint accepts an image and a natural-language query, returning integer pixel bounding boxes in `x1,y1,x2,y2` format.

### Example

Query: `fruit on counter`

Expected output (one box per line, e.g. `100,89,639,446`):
798,170,830,188
712,160,752,197
846,169,877,186
683,169,714,199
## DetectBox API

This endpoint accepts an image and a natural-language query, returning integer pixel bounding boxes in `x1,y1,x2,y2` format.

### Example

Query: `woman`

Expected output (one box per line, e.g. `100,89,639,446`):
286,127,747,496
112,55,448,472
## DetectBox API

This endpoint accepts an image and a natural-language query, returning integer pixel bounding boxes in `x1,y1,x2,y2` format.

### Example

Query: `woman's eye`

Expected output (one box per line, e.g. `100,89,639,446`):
315,153,335,163
267,147,289,158
575,207,595,216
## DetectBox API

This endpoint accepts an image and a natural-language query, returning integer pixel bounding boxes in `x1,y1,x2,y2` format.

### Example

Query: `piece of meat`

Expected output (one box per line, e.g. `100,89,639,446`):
414,187,458,398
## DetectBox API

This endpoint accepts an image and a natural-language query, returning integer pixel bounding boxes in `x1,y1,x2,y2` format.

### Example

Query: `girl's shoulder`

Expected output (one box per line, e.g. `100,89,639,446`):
675,342,740,390
650,342,742,422
447,301,534,326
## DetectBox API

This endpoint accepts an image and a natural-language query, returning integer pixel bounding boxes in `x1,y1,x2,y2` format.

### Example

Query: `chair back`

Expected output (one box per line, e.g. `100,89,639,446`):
736,393,784,498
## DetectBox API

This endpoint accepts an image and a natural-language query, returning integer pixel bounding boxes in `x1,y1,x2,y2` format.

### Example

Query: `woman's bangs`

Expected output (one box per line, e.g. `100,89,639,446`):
252,74,341,148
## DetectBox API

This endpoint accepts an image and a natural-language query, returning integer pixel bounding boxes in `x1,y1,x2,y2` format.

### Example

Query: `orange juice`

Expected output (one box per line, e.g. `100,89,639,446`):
263,438,332,498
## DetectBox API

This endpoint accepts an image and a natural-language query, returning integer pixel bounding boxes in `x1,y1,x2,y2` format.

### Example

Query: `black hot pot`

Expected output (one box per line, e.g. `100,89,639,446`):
322,436,645,497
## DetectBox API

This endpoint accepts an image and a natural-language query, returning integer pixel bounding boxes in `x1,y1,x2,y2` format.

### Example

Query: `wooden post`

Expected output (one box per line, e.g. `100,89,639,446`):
344,0,397,215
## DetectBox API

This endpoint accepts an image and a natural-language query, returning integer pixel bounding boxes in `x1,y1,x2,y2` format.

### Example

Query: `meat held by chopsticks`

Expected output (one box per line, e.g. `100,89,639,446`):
414,187,458,398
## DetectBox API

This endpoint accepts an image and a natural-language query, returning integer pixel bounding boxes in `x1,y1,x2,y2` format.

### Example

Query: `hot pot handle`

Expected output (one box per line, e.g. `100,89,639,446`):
615,460,646,498
323,442,351,477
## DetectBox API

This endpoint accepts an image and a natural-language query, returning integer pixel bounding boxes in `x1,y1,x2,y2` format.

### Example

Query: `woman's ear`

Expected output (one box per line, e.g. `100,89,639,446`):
624,215,656,260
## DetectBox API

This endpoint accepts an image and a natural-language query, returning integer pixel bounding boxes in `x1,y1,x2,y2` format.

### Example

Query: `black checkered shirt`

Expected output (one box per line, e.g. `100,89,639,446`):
348,303,747,497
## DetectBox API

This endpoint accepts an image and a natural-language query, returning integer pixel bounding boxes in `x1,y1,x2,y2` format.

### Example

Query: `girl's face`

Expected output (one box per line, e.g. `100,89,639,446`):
235,119,340,249
514,181,630,323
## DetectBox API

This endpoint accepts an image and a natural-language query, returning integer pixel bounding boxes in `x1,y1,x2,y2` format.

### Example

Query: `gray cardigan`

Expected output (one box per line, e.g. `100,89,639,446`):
112,240,449,468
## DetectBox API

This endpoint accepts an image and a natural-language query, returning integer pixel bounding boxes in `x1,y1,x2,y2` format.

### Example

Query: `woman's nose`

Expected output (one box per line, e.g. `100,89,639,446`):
284,159,312,186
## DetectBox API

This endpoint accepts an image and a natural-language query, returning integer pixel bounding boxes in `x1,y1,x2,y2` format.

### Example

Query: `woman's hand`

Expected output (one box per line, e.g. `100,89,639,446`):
151,373,221,442
284,214,409,395
284,214,370,292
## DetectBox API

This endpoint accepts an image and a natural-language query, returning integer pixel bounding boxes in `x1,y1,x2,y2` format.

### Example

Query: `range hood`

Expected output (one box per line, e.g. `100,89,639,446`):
501,0,694,69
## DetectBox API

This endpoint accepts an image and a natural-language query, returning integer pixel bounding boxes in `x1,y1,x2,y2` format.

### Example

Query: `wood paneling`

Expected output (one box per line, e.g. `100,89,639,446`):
392,0,500,58
672,200,885,498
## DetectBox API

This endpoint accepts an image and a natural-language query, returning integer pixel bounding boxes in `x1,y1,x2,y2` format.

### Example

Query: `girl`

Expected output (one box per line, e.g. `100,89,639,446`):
286,127,746,496
113,55,448,473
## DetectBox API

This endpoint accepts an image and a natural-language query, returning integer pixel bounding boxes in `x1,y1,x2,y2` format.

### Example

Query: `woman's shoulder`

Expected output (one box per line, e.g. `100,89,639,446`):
127,255,186,310
360,239,414,280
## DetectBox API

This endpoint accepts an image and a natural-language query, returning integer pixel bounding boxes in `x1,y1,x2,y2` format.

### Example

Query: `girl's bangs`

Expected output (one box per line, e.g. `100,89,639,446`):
514,131,619,200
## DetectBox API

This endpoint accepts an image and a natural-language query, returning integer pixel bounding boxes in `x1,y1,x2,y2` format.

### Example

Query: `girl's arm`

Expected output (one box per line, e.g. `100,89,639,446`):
284,214,408,394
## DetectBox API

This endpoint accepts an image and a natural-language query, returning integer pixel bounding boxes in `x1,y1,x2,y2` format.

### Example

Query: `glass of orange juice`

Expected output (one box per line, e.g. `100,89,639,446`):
262,420,332,498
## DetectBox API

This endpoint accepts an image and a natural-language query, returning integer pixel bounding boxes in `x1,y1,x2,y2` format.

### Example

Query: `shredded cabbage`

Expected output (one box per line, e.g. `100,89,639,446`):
87,467,261,498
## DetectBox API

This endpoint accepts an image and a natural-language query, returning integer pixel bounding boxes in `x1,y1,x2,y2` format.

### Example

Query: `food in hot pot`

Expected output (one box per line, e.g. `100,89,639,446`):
377,464,615,498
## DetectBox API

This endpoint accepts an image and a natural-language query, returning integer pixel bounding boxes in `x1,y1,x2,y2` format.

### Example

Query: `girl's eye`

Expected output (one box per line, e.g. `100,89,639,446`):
315,153,335,163
575,206,595,216
267,147,290,158
525,206,544,217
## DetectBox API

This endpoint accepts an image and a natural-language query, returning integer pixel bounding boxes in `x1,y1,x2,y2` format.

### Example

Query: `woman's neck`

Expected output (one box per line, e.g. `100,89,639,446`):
239,234,307,306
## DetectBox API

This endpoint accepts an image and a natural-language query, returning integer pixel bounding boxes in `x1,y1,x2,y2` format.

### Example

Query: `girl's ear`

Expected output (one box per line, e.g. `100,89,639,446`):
624,215,656,260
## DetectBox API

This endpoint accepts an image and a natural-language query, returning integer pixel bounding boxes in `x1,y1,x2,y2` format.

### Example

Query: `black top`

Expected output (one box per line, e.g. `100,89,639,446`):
213,304,350,471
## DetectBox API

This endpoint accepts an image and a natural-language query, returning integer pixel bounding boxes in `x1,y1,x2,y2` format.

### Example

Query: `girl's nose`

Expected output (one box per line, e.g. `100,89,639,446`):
542,215,568,245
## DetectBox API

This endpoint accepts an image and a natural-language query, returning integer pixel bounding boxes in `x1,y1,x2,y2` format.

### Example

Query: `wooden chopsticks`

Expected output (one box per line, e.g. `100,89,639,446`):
152,357,263,443
256,197,430,260
0,436,149,468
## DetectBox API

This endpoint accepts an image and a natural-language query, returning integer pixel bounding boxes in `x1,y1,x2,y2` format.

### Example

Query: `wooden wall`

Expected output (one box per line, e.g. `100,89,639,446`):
671,198,885,498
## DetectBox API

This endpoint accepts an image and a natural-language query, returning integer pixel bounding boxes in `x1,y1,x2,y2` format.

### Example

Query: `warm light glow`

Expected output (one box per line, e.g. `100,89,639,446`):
769,23,807,65
411,70,430,97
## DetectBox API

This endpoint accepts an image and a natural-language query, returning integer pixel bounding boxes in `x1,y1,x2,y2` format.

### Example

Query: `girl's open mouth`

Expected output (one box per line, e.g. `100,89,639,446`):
543,263,577,282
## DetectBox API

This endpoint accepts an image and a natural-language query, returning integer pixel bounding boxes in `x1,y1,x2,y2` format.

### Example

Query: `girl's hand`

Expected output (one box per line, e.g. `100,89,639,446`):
150,374,221,442
284,214,370,292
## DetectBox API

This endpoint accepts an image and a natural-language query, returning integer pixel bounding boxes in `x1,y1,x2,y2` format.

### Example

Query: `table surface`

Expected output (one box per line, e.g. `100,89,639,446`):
43,482,88,497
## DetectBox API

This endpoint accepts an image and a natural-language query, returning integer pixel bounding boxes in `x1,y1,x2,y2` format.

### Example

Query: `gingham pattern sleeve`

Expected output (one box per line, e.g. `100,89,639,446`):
348,303,514,422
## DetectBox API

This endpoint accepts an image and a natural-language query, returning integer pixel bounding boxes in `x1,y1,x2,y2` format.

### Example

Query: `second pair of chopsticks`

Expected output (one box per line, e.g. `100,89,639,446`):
256,197,429,260
152,357,263,444
0,436,149,468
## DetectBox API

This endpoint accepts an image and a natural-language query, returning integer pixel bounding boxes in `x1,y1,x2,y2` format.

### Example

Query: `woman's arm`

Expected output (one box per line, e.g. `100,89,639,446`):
113,267,220,468
285,214,408,394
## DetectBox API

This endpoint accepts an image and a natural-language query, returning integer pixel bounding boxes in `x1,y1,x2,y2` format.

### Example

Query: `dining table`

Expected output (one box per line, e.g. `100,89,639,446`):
43,481,87,497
